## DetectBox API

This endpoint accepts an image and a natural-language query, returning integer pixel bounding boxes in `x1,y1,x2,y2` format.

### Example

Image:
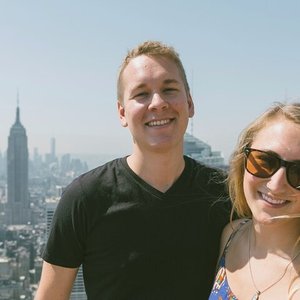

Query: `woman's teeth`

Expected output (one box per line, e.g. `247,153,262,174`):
261,193,287,205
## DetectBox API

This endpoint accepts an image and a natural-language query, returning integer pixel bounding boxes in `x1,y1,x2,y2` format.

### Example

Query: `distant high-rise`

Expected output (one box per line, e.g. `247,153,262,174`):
6,104,30,225
45,137,57,165
50,137,56,159
184,132,226,169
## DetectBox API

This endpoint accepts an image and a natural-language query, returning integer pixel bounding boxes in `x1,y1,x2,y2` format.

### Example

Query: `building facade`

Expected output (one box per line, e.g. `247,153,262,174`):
184,132,227,169
6,106,30,225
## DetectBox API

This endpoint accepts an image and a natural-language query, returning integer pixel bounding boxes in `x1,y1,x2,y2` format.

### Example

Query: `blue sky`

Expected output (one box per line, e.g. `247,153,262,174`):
1,1,299,163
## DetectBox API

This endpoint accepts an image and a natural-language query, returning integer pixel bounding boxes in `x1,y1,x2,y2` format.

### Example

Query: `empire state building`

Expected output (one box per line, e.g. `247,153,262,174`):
6,105,30,225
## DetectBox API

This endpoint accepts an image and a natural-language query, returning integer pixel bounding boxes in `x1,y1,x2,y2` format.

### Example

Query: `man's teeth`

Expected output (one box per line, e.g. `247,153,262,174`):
261,193,287,205
148,119,170,127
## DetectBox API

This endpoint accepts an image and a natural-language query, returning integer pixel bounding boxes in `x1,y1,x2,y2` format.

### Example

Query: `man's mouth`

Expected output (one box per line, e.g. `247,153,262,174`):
146,119,172,127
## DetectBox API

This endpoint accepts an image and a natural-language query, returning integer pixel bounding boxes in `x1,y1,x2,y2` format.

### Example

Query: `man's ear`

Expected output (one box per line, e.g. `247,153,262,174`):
117,101,128,127
188,93,195,118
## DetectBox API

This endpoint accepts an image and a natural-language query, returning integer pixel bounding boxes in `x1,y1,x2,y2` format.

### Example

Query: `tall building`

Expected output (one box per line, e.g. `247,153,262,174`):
45,137,57,165
0,151,5,177
6,105,30,225
184,132,227,169
50,137,56,159
45,198,87,300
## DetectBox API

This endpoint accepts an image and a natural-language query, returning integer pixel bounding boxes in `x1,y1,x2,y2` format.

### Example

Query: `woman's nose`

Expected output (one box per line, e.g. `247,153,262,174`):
265,167,289,192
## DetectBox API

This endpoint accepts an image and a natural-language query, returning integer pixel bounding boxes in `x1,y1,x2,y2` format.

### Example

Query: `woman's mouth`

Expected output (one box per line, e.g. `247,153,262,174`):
260,192,289,206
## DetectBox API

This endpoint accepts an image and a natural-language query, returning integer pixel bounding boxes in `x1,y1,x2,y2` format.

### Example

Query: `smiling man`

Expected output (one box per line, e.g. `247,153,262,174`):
35,41,231,300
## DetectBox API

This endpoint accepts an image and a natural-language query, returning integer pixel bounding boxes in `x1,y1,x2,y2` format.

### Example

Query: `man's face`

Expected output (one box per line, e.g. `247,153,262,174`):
118,55,194,154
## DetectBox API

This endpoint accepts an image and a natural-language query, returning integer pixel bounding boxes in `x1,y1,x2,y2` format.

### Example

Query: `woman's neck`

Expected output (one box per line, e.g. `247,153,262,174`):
251,219,300,259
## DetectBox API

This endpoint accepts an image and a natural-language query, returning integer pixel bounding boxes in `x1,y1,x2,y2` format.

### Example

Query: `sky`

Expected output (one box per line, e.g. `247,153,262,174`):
1,0,299,164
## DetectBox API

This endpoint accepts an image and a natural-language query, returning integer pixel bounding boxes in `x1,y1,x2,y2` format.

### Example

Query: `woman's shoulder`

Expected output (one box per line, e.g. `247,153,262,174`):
220,219,249,254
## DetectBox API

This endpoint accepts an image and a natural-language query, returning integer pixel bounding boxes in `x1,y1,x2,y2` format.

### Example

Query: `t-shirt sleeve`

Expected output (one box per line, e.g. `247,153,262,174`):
42,177,87,268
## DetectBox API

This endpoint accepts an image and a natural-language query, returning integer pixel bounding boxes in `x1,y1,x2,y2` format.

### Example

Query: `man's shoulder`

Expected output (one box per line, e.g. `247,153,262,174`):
76,157,124,182
185,156,227,184
62,157,125,196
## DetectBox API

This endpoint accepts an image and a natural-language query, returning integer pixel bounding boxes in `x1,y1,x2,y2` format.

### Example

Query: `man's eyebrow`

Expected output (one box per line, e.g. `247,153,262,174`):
163,79,180,85
131,79,180,91
131,83,147,91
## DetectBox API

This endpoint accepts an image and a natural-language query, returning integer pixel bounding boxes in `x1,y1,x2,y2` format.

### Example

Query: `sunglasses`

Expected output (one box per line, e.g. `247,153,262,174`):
244,147,300,190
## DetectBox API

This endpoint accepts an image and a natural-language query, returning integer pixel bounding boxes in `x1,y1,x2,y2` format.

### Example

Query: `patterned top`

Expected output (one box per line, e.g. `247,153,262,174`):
208,220,249,300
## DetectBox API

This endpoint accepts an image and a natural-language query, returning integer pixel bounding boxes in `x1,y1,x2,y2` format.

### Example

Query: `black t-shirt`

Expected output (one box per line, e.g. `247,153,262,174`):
43,156,231,300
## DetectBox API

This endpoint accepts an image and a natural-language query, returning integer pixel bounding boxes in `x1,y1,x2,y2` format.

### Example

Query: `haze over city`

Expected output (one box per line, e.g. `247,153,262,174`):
1,1,299,164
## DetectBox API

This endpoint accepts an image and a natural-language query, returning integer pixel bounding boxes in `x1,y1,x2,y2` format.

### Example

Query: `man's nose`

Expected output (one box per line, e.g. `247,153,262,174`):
148,93,168,111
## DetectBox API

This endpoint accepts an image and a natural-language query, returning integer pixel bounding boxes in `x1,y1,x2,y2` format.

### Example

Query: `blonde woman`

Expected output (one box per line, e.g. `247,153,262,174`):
209,102,300,299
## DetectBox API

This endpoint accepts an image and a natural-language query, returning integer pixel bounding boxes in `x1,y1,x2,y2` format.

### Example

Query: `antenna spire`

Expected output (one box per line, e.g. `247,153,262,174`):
16,90,20,124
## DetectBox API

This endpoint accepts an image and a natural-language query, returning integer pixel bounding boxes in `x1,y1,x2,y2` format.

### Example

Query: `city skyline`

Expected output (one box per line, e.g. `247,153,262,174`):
1,1,300,163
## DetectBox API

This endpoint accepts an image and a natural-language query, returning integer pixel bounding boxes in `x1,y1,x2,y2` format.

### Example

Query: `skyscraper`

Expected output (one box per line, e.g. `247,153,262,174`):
45,137,57,165
6,104,30,225
50,137,56,159
184,132,226,169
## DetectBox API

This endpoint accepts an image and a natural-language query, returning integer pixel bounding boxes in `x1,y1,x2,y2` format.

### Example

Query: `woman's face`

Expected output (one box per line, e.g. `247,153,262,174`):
243,118,300,224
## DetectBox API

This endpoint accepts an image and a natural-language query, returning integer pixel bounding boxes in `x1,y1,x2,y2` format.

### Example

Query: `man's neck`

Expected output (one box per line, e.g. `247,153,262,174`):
127,151,185,193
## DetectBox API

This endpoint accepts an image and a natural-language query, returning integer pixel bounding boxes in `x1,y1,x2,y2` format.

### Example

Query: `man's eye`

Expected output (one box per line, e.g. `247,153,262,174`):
134,92,148,98
164,88,177,93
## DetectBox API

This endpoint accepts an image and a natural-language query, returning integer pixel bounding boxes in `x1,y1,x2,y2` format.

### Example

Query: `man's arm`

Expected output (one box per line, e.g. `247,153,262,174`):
35,261,78,300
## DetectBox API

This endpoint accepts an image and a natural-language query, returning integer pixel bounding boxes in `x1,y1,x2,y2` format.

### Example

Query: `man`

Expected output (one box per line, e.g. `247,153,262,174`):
35,41,230,299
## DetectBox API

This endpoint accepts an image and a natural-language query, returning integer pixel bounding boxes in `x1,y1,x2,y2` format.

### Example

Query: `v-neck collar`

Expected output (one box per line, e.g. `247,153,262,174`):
120,156,193,197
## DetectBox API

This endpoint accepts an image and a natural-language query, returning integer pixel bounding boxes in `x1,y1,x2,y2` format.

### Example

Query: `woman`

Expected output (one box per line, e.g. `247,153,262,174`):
209,102,300,299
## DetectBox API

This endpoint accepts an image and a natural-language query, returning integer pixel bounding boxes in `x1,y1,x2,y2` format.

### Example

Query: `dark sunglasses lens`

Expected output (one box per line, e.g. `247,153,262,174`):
246,150,279,178
288,164,300,189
